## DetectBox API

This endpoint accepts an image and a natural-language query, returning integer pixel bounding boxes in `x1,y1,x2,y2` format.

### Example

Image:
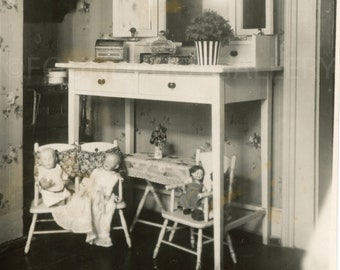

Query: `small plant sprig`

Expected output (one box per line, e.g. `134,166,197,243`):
185,10,233,46
248,133,261,149
150,124,167,148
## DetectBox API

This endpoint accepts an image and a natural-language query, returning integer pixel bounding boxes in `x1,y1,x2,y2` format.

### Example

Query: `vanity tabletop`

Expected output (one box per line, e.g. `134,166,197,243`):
56,61,283,74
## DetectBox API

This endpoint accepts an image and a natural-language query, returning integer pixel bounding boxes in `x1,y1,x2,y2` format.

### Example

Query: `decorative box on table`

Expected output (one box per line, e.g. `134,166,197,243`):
140,53,194,65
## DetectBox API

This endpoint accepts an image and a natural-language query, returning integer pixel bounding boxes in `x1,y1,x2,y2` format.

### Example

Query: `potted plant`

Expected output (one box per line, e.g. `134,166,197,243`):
150,123,167,159
185,10,234,65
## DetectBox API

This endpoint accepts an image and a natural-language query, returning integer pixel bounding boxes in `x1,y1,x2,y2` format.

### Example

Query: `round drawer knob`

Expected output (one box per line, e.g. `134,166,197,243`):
97,79,106,85
230,50,238,57
168,82,176,89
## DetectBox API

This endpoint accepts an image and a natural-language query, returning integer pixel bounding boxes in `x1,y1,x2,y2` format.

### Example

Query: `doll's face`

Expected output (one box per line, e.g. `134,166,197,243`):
192,168,204,182
40,148,57,169
103,153,120,171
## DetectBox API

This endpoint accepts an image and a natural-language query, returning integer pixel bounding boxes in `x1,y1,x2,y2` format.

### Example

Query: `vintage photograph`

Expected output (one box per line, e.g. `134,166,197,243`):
0,0,338,269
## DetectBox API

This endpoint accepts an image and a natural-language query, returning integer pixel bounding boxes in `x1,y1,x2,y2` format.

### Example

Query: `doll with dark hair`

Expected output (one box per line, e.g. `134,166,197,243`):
178,165,205,220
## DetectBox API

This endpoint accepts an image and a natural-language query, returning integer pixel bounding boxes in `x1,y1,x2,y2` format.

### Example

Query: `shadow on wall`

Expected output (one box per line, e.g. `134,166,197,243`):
24,0,78,23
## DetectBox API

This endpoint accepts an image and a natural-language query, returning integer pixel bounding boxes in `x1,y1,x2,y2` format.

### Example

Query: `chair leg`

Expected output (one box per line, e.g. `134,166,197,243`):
118,209,132,248
226,232,237,264
153,219,168,259
168,222,178,242
196,229,203,270
190,227,195,248
24,214,38,254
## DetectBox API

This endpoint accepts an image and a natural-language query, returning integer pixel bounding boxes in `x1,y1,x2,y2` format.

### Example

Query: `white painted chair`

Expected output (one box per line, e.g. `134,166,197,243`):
25,142,79,254
79,141,132,248
153,151,237,270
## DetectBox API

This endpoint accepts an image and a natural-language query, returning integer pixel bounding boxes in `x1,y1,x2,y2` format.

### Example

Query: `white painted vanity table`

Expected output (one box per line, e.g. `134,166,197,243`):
56,61,282,269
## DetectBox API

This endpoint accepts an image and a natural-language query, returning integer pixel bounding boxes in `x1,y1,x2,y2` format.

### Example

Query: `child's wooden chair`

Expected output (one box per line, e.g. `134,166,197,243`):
152,151,237,270
25,142,79,254
79,141,132,248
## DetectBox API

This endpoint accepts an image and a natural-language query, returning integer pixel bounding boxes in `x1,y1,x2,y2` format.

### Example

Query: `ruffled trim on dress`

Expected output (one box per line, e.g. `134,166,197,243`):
86,232,113,247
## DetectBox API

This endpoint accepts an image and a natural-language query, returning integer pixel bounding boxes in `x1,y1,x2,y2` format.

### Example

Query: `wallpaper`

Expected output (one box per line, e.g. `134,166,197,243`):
0,0,23,243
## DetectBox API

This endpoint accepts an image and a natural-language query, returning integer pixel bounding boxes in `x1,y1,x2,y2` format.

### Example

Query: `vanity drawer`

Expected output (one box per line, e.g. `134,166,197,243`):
139,73,213,101
224,43,255,65
224,35,277,67
74,70,138,95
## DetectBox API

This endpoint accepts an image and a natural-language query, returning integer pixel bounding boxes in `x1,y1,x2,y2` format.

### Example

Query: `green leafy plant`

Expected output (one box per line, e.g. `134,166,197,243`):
185,10,234,46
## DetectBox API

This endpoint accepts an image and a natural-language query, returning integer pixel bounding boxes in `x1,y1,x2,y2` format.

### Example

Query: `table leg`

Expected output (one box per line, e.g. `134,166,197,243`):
130,184,152,232
146,181,164,211
125,99,135,154
129,181,167,232
261,72,273,245
68,70,80,143
79,95,86,140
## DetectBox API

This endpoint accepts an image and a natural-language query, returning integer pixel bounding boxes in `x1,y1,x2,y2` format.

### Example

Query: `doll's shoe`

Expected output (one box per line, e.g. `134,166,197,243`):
183,209,191,215
191,209,204,221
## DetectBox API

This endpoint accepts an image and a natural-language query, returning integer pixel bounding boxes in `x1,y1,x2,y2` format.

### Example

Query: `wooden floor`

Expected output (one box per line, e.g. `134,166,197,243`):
1,221,304,270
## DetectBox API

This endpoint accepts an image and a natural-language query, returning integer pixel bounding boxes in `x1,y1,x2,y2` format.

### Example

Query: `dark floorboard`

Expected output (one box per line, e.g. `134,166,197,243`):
1,223,304,270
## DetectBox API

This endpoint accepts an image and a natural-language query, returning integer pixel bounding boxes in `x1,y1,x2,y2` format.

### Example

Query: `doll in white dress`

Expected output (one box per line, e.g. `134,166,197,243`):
37,148,71,207
84,150,124,246
52,148,125,247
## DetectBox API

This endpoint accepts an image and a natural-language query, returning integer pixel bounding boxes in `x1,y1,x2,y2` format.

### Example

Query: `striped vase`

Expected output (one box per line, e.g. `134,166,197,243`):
195,41,221,65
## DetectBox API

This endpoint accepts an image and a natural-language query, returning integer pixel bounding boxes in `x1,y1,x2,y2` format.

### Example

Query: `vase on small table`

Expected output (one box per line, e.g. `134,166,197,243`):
154,145,163,159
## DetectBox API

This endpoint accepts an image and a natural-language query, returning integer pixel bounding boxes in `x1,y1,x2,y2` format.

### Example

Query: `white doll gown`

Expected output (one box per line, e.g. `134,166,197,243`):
52,168,120,247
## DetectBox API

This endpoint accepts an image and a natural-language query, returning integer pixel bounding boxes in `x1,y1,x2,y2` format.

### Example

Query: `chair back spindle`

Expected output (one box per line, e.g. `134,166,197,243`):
227,155,236,206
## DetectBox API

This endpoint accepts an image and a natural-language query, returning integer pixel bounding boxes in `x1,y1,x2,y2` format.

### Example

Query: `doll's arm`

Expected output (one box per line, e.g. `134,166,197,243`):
78,177,91,197
61,169,75,192
61,168,69,181
39,177,54,190
38,172,54,189
37,166,54,190
61,170,70,186
107,173,124,202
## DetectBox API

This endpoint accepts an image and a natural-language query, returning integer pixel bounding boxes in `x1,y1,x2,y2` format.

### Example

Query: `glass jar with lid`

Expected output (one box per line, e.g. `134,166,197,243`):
150,31,176,55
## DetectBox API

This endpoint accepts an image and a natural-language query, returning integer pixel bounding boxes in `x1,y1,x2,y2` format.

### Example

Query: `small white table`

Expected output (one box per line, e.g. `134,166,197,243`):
125,152,196,231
